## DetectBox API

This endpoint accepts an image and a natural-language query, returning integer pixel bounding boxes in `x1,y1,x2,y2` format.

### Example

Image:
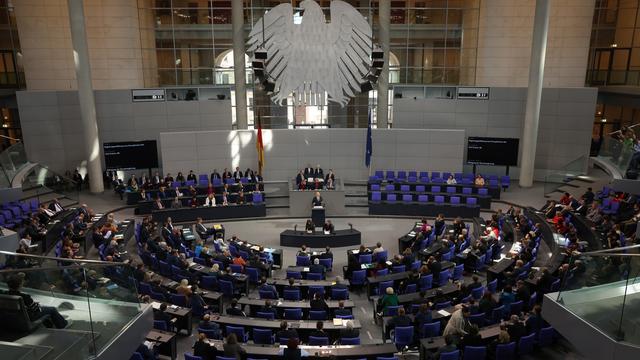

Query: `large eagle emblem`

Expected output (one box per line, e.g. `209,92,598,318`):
247,0,374,107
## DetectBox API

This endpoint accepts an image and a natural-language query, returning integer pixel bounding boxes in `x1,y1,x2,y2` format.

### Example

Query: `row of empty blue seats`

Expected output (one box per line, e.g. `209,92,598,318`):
371,184,491,197
370,192,479,205
0,199,39,229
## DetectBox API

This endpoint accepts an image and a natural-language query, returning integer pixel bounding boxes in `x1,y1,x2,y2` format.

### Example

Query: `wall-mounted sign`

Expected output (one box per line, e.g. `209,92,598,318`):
132,89,165,102
457,87,490,100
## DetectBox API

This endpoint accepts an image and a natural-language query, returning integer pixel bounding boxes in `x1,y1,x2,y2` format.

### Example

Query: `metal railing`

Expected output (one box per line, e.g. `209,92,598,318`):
0,251,142,357
555,244,640,343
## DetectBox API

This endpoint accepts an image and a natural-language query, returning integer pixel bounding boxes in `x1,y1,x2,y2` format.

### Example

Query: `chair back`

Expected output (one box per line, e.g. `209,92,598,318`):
440,350,460,360
283,289,301,301
253,328,274,344
331,288,348,300
340,337,360,345
296,256,311,266
309,336,330,345
393,326,414,347
421,321,440,338
495,342,516,360
309,310,328,320
256,311,275,320
153,320,168,331
518,333,535,355
463,345,486,360
184,353,203,360
284,308,302,320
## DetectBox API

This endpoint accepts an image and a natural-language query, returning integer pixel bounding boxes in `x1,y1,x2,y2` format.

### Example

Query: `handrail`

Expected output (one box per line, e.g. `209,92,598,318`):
0,134,20,141
577,244,640,256
26,162,80,186
0,250,126,266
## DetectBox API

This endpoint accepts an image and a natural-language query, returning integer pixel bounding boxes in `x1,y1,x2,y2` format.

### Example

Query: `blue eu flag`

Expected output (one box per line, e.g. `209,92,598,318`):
365,110,373,168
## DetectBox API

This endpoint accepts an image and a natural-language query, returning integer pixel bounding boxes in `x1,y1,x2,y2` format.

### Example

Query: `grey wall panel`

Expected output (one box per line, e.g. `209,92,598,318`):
393,86,597,180
17,89,234,174
160,129,465,181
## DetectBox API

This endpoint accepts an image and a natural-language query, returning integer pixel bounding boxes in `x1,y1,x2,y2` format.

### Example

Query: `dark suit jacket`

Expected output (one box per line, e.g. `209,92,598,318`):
312,196,323,207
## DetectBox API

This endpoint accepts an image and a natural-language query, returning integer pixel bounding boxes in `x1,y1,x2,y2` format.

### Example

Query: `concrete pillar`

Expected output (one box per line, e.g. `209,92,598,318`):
519,0,550,187
376,0,390,129
67,0,103,193
232,0,248,129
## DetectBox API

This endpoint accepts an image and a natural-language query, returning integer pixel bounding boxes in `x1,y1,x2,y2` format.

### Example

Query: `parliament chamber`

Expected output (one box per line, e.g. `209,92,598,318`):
2,1,640,360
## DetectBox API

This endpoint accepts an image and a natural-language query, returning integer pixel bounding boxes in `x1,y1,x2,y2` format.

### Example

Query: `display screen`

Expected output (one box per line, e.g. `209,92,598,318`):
104,141,159,170
466,137,519,166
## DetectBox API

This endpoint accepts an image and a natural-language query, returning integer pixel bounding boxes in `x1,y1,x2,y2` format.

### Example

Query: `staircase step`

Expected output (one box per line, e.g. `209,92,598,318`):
16,328,95,360
0,341,53,360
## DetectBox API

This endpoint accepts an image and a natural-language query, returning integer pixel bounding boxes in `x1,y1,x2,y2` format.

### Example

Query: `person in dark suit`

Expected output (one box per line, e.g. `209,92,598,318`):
5,275,68,328
226,299,246,316
332,277,348,291
309,321,328,339
198,314,221,336
222,168,232,181
427,256,442,282
339,320,359,339
468,275,483,291
295,171,305,187
314,164,323,179
309,258,325,276
430,335,458,360
193,333,217,360
210,169,221,182
311,192,323,207
187,170,197,182
385,307,412,339
310,292,329,312
507,314,526,342
258,277,278,299
525,305,547,337
153,303,174,330
458,324,483,349
232,167,243,181
276,321,299,342
515,280,531,310
323,220,335,234
333,300,351,317
260,299,278,318
304,165,314,178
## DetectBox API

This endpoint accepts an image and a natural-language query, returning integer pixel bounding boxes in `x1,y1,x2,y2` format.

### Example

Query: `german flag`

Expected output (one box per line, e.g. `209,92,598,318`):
256,115,265,175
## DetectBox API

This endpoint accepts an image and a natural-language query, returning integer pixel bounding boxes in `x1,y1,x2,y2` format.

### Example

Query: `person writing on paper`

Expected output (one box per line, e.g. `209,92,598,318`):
204,193,216,207
305,220,315,234
323,220,335,234
311,191,323,207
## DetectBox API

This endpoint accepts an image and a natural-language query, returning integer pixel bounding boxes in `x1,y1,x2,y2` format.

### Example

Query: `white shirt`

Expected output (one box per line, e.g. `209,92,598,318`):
204,196,216,207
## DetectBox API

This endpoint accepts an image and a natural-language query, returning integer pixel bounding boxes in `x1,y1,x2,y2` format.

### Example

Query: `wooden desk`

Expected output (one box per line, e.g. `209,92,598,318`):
212,315,360,342
419,324,501,359
151,301,193,335
204,340,397,359
146,329,177,360
237,297,355,317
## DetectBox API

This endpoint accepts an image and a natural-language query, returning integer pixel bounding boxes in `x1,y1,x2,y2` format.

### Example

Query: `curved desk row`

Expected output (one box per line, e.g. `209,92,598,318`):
136,192,264,215
125,181,264,205
369,180,501,199
151,204,266,223
280,229,361,248
369,201,481,218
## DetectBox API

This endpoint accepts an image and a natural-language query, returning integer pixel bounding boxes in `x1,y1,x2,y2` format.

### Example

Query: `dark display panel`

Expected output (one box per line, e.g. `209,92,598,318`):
466,137,519,166
104,141,159,170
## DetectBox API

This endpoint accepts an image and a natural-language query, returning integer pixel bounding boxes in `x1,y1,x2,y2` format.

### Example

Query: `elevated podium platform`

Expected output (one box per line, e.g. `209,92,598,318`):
289,179,345,217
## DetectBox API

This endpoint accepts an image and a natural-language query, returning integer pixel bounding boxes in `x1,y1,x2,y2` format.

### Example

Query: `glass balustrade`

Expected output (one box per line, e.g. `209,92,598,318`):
554,245,640,344
0,251,142,358
543,155,588,195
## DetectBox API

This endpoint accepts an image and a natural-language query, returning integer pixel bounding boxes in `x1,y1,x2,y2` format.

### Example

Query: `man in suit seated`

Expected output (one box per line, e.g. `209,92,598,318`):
284,277,298,293
210,169,221,182
226,299,246,316
303,164,314,178
309,258,325,276
333,300,351,317
4,274,69,329
153,197,164,210
309,321,327,340
310,292,329,312
319,246,333,260
154,303,175,330
199,314,221,334
468,275,483,291
340,320,359,339
323,220,335,234
260,299,278,318
258,277,278,298
385,307,412,340
276,321,299,342
314,164,324,179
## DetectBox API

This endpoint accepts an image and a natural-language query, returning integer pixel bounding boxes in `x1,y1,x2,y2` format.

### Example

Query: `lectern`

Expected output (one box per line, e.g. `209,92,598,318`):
312,206,325,227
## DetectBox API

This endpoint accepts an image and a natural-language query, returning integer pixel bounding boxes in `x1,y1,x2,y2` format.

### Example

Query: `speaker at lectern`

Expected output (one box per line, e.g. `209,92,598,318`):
311,191,325,227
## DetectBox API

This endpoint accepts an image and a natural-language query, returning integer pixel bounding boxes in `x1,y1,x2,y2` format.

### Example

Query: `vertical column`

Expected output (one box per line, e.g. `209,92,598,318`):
376,0,390,129
67,0,103,193
232,0,248,129
519,0,550,187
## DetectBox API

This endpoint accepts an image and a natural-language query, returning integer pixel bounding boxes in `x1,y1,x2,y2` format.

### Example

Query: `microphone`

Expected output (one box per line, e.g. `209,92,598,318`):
294,224,297,233
348,223,353,232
